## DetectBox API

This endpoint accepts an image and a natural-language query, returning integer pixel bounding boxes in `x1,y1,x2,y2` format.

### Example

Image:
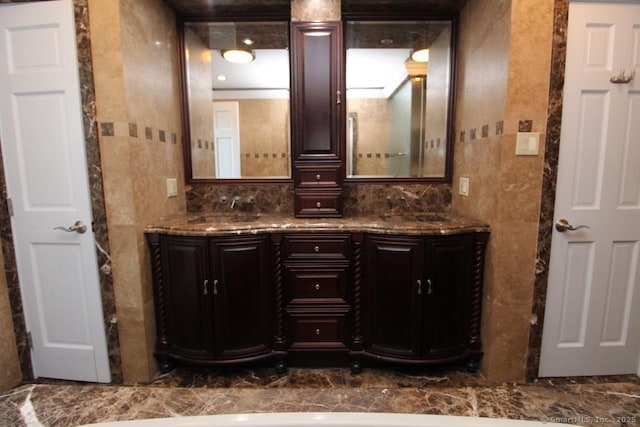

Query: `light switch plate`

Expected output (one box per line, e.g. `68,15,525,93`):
459,177,470,197
516,132,540,156
166,178,178,197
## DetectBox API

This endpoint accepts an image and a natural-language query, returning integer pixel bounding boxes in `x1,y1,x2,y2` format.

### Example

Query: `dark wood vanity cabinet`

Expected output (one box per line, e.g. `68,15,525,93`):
290,22,345,218
147,234,279,371
147,229,488,373
357,233,488,371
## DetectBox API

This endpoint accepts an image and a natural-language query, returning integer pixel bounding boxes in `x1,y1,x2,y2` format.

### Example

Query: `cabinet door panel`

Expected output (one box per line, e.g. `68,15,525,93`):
161,236,213,359
424,235,473,358
291,22,343,160
364,235,423,358
211,236,272,359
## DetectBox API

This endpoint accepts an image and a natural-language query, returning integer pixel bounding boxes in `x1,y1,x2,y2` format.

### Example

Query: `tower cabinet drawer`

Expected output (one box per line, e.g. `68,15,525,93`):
295,191,343,218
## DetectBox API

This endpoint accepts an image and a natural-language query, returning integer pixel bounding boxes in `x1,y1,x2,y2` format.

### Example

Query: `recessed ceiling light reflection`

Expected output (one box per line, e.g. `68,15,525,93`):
222,49,255,64
411,48,429,63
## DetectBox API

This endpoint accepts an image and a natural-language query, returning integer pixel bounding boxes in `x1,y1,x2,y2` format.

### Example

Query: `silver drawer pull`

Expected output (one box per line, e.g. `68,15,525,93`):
316,174,321,181
314,246,320,252
315,283,320,290
315,329,321,335
316,201,322,208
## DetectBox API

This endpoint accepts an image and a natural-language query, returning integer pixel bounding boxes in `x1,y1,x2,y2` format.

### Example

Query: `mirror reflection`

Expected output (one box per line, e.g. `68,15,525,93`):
345,21,452,178
184,21,291,179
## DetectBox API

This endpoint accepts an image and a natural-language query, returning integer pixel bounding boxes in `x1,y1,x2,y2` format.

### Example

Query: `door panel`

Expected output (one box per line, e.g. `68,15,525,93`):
161,236,213,359
600,241,638,345
213,101,241,178
540,1,640,376
211,236,272,359
618,93,640,207
424,235,471,359
364,235,423,359
0,0,110,382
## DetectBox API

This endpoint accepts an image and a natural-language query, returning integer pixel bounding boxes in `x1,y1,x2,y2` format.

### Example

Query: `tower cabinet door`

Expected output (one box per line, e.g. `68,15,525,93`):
363,235,424,359
423,234,473,359
290,21,343,160
210,235,273,360
160,236,213,359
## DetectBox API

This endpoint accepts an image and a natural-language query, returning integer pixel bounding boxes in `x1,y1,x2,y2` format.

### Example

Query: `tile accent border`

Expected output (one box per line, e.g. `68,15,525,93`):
99,121,179,145
457,119,535,144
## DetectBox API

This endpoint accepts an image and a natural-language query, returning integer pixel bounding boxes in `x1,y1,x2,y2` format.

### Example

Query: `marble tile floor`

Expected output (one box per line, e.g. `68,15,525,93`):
0,367,639,427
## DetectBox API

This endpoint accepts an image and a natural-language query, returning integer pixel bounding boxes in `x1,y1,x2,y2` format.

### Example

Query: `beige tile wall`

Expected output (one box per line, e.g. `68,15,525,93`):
89,0,185,383
238,99,290,177
185,27,216,179
453,0,554,382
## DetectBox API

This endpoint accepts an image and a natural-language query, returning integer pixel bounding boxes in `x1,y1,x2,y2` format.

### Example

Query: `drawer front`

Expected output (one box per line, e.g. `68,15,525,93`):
284,234,350,260
295,192,343,217
296,168,340,188
287,312,349,349
286,267,348,304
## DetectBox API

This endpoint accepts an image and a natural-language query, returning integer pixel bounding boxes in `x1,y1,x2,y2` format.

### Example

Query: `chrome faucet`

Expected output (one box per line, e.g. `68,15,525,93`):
231,196,240,209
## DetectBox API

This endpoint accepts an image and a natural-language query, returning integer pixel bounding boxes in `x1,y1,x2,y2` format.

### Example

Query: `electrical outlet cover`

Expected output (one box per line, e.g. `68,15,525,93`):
459,177,470,196
166,178,178,197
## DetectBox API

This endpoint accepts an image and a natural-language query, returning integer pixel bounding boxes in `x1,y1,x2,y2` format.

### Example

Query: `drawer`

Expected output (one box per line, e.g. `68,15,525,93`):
286,266,348,304
295,166,340,188
287,311,349,349
284,234,350,260
295,191,343,218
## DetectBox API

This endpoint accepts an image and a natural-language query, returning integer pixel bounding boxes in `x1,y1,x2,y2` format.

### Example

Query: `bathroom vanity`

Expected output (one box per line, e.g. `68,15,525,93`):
145,214,489,373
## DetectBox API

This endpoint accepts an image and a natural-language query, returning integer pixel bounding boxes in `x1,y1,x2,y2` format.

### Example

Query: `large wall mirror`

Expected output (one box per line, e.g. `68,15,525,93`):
344,20,455,181
181,20,292,181
180,15,456,183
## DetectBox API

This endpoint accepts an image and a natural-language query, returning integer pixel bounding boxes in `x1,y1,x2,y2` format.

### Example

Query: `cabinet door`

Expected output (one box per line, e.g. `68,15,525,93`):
290,21,343,160
423,235,473,359
364,235,423,359
160,236,213,359
210,236,272,359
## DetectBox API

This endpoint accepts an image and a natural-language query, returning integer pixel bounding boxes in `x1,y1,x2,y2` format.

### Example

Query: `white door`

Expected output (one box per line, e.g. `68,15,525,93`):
0,0,110,382
213,101,241,178
540,1,640,377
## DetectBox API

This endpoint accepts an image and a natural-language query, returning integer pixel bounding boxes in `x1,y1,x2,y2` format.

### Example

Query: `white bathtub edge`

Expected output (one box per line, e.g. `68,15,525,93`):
79,412,578,427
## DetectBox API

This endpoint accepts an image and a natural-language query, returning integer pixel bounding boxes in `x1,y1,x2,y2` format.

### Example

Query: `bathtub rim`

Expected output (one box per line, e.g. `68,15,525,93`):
79,411,577,427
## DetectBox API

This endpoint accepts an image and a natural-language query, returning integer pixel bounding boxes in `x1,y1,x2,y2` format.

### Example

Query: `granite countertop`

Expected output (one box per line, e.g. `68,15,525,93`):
144,212,490,236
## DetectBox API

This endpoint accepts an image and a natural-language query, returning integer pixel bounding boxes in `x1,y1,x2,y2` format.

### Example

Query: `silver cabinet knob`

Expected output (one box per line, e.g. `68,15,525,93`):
315,174,321,181
315,283,320,290
314,246,320,252
315,329,321,335
316,201,322,208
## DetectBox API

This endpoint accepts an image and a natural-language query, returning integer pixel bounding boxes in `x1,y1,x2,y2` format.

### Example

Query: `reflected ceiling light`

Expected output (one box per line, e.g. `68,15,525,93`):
411,48,430,63
242,38,254,46
222,49,255,64
216,75,227,81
